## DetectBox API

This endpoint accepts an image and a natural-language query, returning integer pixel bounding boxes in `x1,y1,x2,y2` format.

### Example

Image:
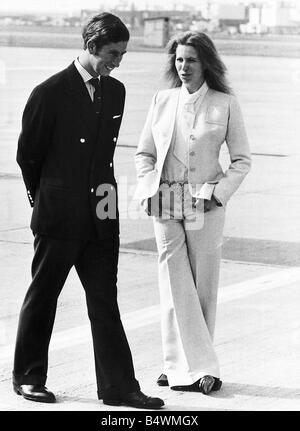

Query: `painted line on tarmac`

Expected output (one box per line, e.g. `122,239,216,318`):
1,266,300,365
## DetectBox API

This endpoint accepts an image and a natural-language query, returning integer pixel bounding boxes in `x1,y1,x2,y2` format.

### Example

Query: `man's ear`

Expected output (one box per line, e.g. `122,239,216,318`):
87,40,97,55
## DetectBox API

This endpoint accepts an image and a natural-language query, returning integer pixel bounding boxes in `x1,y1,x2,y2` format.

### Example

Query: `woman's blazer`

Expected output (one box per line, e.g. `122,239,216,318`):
134,86,251,206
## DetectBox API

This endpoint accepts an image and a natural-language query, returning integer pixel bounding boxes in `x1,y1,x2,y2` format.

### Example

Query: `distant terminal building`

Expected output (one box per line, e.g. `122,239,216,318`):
244,1,300,34
80,9,191,30
143,16,170,47
210,3,248,33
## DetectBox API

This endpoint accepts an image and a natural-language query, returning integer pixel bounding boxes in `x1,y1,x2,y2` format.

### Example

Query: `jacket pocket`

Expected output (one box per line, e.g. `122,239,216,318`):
206,105,228,126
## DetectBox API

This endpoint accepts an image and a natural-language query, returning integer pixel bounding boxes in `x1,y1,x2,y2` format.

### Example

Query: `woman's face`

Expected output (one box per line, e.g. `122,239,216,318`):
175,44,204,93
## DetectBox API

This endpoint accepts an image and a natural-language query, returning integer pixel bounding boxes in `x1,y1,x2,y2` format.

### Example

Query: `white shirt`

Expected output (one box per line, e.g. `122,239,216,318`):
74,57,100,100
173,81,209,164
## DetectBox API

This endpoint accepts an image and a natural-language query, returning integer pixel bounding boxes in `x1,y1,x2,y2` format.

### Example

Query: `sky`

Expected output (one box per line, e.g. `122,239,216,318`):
0,0,280,15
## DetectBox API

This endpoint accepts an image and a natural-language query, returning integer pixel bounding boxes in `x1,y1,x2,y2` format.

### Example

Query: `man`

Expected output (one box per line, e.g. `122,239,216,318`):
13,12,164,410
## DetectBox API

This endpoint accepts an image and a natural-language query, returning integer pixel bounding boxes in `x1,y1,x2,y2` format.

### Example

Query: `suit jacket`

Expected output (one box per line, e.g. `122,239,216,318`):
17,62,125,239
134,86,251,206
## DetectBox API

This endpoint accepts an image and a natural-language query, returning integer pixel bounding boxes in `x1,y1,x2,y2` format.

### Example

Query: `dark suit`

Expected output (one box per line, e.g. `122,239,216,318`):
13,63,140,399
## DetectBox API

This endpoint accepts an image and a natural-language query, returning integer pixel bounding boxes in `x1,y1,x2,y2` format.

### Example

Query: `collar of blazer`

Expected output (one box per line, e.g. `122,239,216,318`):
154,85,211,172
156,84,211,136
152,88,180,173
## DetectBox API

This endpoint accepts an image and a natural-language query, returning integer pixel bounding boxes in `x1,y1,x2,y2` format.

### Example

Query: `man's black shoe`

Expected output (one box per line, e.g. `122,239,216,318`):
103,390,164,409
13,383,56,403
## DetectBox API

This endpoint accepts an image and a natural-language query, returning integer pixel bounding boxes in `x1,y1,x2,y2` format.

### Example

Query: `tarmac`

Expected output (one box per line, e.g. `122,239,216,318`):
0,246,300,413
0,48,300,415
0,147,299,413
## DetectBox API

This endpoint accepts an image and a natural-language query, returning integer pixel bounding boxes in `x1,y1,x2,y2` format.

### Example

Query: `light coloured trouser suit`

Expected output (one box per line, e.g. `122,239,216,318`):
150,183,225,387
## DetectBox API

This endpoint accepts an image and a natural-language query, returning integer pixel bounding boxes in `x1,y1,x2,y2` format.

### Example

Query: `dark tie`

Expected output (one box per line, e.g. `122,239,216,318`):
89,77,101,114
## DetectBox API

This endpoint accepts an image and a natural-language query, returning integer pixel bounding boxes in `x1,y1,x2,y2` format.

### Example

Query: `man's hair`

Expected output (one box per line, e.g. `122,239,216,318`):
165,31,231,94
82,12,130,51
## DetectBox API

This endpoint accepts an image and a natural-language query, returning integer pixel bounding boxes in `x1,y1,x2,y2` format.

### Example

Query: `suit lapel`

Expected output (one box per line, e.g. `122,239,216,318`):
65,62,95,124
155,88,180,172
158,88,179,144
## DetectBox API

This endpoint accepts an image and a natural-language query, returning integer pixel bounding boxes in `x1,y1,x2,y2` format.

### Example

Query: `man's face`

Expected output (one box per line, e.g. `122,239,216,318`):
90,41,128,76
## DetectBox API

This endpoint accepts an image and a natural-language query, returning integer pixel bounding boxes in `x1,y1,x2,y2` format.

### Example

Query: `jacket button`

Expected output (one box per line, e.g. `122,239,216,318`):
190,151,195,156
113,137,117,142
190,135,195,140
91,188,94,193
80,138,85,143
110,162,113,167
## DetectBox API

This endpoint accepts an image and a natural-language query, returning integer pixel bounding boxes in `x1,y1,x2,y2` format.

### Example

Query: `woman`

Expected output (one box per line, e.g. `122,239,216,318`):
134,31,251,394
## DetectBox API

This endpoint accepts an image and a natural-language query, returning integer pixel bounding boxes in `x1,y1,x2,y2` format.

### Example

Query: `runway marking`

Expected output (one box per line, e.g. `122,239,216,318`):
1,266,300,365
216,265,300,303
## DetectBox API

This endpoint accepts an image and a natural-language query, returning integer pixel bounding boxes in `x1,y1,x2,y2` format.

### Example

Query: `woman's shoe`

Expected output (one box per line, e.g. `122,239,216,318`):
198,375,215,395
212,377,222,391
171,376,222,394
157,373,169,386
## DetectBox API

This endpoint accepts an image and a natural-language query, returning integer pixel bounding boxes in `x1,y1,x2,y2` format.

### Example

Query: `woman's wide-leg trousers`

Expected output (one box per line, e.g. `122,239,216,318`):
153,199,225,387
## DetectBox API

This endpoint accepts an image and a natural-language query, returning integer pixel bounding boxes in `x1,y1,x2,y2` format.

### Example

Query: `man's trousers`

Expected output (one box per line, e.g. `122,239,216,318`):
13,234,140,399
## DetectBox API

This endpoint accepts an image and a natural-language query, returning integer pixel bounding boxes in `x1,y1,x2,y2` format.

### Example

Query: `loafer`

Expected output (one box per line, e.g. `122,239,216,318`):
212,377,222,391
157,373,169,386
158,373,222,391
198,375,215,395
103,390,164,409
13,383,56,403
171,376,222,394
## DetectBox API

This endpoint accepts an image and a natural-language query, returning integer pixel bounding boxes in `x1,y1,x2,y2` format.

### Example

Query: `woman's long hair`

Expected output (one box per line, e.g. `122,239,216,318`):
165,31,232,94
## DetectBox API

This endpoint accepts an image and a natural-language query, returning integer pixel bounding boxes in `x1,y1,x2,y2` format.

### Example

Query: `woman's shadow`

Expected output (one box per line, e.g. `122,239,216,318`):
56,381,300,410
208,381,300,401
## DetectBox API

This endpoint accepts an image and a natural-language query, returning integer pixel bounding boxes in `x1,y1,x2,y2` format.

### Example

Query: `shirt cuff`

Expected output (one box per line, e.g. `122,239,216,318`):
190,183,215,200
